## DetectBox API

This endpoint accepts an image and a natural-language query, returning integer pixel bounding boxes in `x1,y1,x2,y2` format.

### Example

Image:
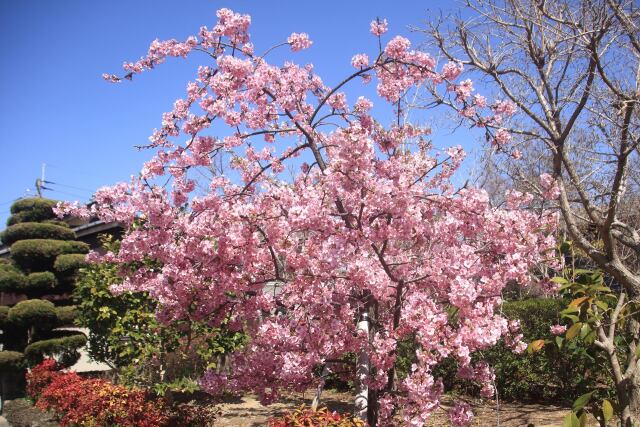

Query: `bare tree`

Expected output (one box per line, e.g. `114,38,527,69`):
422,0,640,424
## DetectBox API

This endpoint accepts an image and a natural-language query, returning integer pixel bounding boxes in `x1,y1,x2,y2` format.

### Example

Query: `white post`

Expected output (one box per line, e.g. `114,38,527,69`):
355,312,370,422
311,364,330,411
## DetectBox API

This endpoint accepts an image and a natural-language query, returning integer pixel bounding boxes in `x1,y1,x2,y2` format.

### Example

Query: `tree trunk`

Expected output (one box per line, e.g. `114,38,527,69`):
355,312,370,423
630,365,640,425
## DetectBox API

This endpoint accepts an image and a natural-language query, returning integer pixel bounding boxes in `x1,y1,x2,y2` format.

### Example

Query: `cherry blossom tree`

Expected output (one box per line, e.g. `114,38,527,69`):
60,9,558,426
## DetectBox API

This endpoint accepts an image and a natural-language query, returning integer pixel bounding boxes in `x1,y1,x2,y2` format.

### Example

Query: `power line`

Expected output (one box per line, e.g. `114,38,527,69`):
46,188,89,199
46,181,95,193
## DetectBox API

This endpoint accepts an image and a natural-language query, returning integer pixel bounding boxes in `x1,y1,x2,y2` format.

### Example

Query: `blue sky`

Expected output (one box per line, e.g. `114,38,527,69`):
0,0,477,226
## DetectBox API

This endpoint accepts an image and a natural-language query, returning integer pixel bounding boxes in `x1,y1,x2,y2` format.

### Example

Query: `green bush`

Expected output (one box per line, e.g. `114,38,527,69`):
24,334,86,366
26,272,58,292
1,222,76,246
55,305,78,326
8,299,57,328
433,298,608,404
0,264,27,292
0,351,25,372
10,239,89,271
54,254,87,276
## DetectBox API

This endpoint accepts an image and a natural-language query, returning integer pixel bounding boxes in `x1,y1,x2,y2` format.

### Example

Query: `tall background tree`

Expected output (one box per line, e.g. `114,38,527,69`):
423,0,640,424
0,198,88,397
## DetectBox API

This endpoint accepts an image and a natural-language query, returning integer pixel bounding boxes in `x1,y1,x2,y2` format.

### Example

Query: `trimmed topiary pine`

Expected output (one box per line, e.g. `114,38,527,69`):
54,253,88,277
10,239,89,272
1,222,75,246
0,351,25,373
26,271,58,293
6,198,59,227
0,198,89,398
0,264,27,292
8,299,58,328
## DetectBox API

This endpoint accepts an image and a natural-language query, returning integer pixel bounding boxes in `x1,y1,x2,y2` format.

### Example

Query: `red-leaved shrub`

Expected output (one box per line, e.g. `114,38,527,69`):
27,359,169,427
268,405,364,427
25,358,61,400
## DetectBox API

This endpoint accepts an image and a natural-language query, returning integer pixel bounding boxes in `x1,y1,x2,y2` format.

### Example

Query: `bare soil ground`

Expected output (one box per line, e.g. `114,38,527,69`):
4,392,599,426
214,390,600,427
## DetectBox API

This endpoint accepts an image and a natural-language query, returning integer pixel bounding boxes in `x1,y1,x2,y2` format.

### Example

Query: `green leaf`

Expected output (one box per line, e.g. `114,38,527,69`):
578,412,588,427
579,323,591,339
562,306,580,314
636,345,640,358
563,412,580,427
552,277,569,284
602,399,613,423
566,322,582,340
573,391,595,411
595,300,609,311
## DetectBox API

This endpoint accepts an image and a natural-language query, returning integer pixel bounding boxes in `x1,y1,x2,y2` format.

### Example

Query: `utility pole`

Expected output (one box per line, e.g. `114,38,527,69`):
35,163,46,198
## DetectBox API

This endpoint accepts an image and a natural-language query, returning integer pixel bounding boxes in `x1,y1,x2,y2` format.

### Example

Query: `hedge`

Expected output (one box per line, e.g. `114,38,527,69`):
0,351,25,372
26,272,58,292
55,305,78,326
10,239,90,271
24,334,87,366
7,299,57,328
1,222,76,246
0,264,27,292
54,254,87,276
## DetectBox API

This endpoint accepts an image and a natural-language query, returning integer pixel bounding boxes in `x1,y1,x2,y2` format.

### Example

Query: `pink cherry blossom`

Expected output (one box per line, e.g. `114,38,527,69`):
287,32,312,51
550,324,567,335
351,53,369,68
493,128,512,147
449,402,474,426
370,18,388,36
540,173,561,200
57,9,560,426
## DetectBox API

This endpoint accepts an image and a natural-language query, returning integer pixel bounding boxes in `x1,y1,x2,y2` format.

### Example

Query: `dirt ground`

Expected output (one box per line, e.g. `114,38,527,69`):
214,390,600,427
4,392,599,426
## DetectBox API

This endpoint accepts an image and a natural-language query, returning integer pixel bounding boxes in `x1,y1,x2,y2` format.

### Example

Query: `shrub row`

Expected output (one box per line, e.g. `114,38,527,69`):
10,239,89,272
27,359,170,427
1,222,75,246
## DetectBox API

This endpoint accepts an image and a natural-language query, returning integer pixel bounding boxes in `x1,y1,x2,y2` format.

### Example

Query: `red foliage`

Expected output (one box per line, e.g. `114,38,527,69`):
268,406,364,427
25,358,61,400
26,360,169,427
